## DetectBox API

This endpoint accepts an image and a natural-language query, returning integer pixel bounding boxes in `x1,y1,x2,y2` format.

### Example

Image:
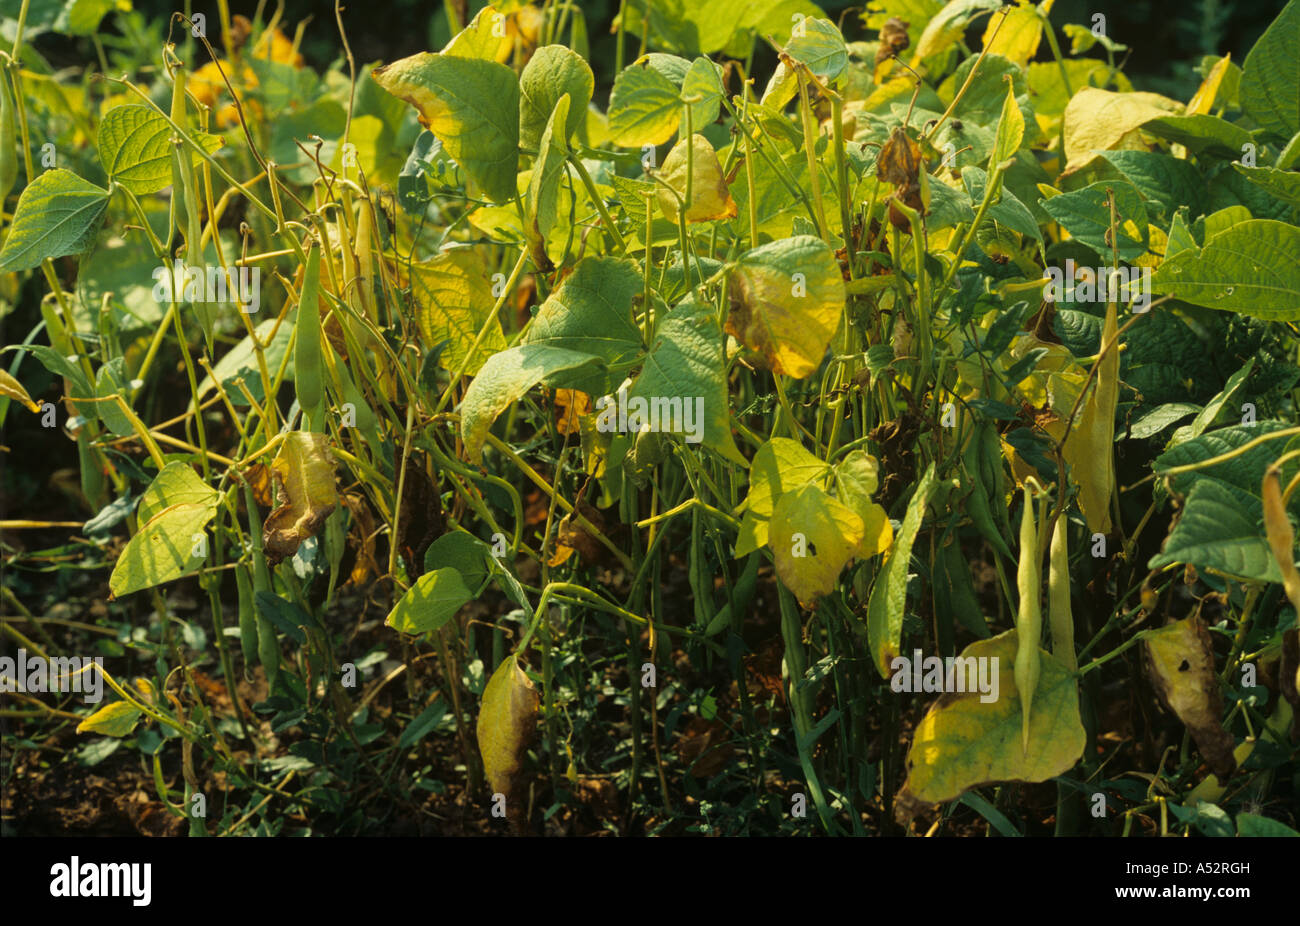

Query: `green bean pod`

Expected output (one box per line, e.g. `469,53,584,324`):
235,563,257,680
0,65,17,206
294,241,324,430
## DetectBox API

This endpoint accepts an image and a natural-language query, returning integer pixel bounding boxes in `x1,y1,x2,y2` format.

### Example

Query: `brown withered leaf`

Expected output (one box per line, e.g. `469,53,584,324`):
554,388,591,436
877,126,924,229
675,715,735,778
263,432,338,566
341,492,379,586
1143,616,1237,779
396,451,445,577
546,502,606,568
876,17,910,66
243,462,275,508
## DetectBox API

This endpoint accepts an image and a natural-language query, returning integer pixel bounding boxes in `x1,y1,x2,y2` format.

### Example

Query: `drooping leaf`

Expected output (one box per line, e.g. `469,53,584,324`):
655,133,737,223
896,630,1086,811
97,104,224,195
386,567,475,635
263,432,338,565
460,345,605,462
1144,616,1237,779
866,463,936,678
626,295,744,463
1061,87,1181,174
990,80,1024,168
409,248,507,376
770,484,864,606
0,169,109,272
372,53,520,203
109,463,220,598
477,654,540,800
0,369,42,413
725,235,845,379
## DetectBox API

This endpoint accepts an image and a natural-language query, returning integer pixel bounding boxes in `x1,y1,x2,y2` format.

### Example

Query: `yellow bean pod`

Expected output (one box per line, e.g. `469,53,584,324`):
1014,487,1042,753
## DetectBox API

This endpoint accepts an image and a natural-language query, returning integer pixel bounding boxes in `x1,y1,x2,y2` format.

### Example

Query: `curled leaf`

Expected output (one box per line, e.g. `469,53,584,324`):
263,432,338,565
0,368,42,412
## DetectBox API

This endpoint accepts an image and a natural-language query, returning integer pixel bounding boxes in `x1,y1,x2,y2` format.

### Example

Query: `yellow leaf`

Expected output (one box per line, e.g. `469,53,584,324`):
477,654,539,799
980,1,1043,67
1062,87,1182,174
896,630,1084,814
656,134,737,224
77,700,143,738
443,5,511,61
263,432,338,565
0,368,41,412
1187,53,1230,116
769,484,864,607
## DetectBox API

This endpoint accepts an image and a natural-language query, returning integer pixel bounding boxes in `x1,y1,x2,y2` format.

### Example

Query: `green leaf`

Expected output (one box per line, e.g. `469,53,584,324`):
460,344,605,462
626,295,744,464
1141,114,1254,158
680,57,724,130
783,17,849,87
371,53,520,203
866,463,936,678
898,630,1086,805
110,462,219,598
1040,180,1149,261
725,235,845,379
523,256,644,370
1126,403,1199,440
423,532,494,594
608,61,682,147
1152,219,1300,320
1231,163,1300,209
1148,480,1282,583
385,567,475,635
76,701,143,738
1240,0,1300,139
519,45,593,150
770,484,864,606
1097,151,1208,221
0,169,109,273
1236,812,1300,836
525,93,571,264
97,104,224,195
94,357,134,438
410,248,507,376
